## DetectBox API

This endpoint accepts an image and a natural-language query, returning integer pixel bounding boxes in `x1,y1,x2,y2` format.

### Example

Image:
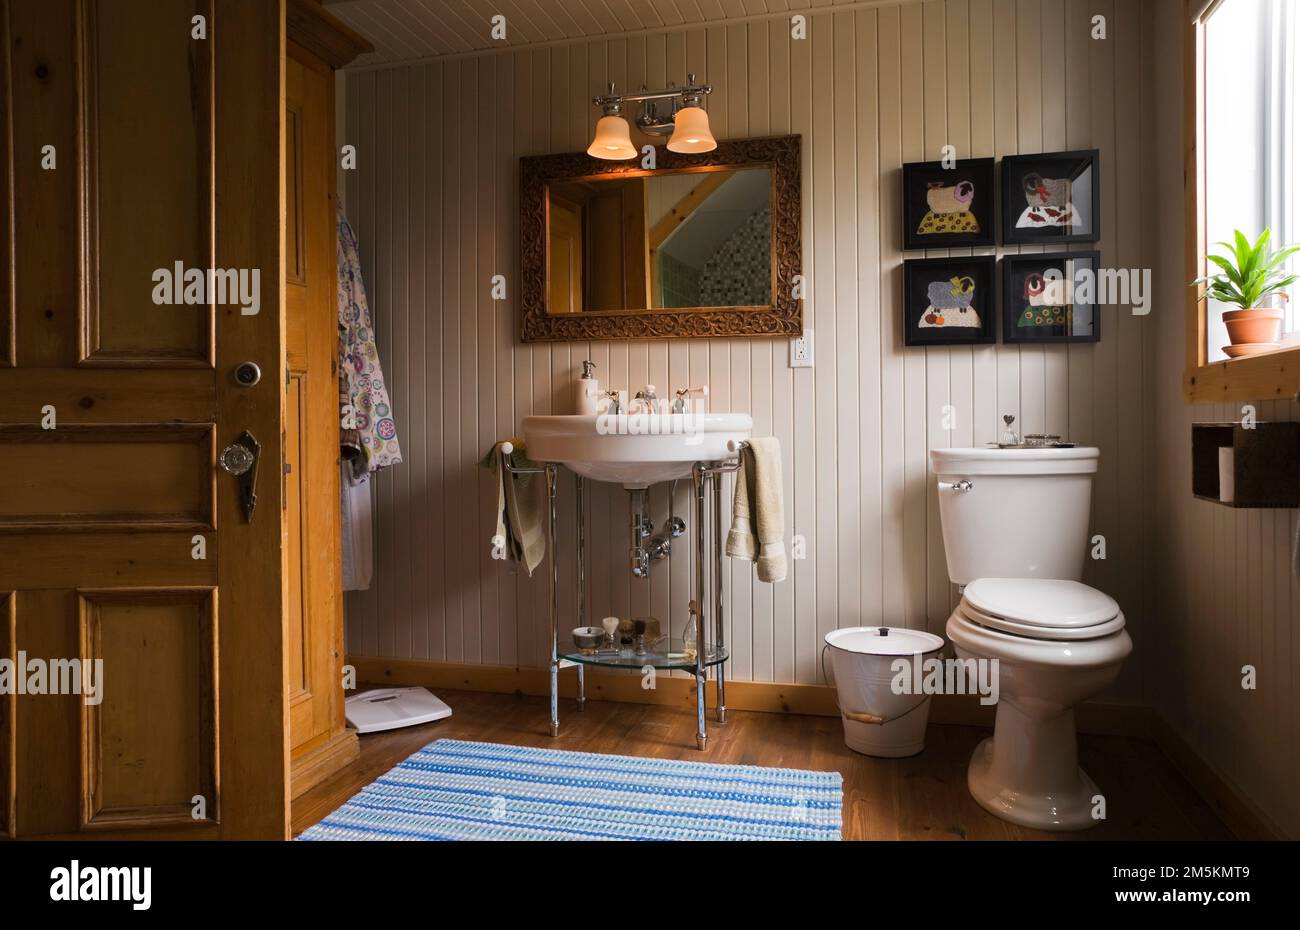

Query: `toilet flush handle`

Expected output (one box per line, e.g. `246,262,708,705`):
938,479,974,492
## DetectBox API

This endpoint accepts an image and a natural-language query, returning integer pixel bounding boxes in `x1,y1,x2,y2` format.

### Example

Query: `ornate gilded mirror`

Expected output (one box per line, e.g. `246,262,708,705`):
519,135,801,342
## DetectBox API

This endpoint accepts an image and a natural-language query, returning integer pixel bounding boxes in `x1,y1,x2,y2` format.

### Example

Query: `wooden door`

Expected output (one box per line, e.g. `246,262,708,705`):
285,41,355,797
0,0,289,838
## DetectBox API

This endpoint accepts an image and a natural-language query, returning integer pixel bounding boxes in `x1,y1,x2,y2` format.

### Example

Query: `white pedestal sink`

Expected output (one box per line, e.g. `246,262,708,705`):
522,412,752,488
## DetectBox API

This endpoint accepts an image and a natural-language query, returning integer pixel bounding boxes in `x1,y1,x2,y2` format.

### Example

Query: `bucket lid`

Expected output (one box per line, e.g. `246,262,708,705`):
824,626,945,656
962,578,1120,630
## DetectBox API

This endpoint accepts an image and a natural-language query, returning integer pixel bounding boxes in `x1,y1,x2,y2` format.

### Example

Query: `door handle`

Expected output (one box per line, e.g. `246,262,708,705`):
218,430,261,522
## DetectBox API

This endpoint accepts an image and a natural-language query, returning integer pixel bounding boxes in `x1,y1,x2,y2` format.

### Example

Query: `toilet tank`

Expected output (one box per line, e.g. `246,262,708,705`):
929,447,1099,585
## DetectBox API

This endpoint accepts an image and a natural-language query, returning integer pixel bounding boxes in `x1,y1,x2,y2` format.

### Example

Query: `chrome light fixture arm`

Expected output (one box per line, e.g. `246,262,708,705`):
591,75,713,111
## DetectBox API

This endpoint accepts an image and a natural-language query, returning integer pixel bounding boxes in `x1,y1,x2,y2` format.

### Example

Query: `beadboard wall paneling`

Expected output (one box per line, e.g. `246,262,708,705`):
342,0,1156,700
1147,0,1298,838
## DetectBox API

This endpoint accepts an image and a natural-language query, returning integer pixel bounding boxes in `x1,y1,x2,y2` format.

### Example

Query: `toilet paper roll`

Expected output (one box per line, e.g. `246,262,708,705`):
1218,447,1235,503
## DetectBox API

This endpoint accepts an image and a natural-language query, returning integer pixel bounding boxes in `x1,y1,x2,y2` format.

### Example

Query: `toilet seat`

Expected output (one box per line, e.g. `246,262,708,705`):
958,578,1124,641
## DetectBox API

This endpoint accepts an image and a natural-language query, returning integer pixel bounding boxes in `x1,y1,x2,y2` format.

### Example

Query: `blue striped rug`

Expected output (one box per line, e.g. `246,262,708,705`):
298,738,842,841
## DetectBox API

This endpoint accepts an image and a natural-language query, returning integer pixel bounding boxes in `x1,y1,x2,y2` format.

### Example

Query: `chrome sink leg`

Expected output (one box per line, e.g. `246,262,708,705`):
547,464,560,738
693,463,709,750
712,471,727,724
576,474,587,712
576,475,587,629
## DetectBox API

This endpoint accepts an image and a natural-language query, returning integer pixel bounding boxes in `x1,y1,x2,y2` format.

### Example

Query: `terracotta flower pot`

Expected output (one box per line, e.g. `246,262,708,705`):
1222,307,1283,349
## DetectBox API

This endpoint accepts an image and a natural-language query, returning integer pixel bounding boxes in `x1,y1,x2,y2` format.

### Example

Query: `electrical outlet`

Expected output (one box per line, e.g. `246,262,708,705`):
790,328,814,368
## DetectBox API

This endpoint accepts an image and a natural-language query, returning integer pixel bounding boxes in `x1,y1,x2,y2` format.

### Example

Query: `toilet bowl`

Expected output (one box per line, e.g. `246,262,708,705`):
946,578,1131,830
929,446,1133,832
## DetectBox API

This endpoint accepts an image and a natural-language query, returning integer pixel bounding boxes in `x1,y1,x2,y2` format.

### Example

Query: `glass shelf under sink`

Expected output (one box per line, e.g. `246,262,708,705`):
558,637,728,671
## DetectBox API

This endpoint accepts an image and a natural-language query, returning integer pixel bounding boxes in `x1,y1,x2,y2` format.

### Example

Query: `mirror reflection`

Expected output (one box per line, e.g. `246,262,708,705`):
546,166,772,314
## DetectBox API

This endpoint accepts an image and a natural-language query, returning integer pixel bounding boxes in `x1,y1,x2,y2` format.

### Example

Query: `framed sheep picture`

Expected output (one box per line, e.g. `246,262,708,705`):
901,158,996,250
903,255,997,346
1001,251,1102,344
1001,150,1100,244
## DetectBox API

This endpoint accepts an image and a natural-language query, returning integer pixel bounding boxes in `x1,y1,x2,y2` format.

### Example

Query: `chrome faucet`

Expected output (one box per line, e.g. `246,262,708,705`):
631,384,659,414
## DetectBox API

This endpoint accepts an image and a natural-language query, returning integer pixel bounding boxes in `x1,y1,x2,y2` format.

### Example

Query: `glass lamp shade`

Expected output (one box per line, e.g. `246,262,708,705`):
587,114,637,160
667,105,717,154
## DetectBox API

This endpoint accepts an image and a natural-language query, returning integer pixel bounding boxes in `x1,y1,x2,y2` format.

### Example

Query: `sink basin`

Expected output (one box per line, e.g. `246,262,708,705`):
523,413,752,488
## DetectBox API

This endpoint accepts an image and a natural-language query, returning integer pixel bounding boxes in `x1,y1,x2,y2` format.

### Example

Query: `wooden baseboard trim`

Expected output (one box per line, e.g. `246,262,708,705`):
1147,714,1283,841
348,655,1283,839
290,728,360,800
348,655,1139,735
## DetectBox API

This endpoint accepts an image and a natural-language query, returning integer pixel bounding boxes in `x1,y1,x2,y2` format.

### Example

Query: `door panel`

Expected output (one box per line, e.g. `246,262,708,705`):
548,196,583,313
285,370,307,698
0,0,288,839
0,1,13,369
10,0,76,369
80,0,213,366
0,425,215,531
79,587,218,830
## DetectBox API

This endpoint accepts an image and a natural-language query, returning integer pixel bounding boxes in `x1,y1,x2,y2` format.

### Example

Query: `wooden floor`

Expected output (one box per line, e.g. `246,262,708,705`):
293,689,1235,840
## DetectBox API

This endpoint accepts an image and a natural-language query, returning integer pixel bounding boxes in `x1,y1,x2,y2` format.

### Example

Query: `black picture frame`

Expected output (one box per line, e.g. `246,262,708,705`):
903,256,998,346
1000,149,1100,244
902,157,996,250
1000,251,1102,344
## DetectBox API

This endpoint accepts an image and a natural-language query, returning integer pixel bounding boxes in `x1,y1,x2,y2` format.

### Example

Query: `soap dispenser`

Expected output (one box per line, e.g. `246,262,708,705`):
575,360,599,415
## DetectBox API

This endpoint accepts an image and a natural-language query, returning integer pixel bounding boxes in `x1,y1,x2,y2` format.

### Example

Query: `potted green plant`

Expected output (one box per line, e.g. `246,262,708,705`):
1193,229,1300,357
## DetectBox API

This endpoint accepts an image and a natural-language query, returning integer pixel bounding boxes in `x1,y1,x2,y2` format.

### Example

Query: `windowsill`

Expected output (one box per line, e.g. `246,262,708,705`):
1184,343,1300,403
1210,339,1300,364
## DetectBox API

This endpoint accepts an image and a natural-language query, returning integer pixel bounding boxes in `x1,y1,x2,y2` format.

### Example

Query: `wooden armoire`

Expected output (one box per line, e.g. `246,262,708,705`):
283,0,371,799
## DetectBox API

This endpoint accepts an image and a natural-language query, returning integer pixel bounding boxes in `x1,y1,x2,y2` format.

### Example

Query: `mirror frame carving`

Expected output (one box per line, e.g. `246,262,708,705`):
519,134,802,342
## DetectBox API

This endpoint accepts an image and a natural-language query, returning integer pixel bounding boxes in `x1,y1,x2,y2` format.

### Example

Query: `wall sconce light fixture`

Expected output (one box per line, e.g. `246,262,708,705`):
587,74,716,160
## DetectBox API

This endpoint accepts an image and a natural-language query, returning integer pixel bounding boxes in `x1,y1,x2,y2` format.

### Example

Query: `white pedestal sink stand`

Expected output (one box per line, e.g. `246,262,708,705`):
498,441,744,750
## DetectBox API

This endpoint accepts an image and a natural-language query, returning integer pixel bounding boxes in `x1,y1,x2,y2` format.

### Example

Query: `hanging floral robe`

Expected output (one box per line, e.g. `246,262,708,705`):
337,206,402,480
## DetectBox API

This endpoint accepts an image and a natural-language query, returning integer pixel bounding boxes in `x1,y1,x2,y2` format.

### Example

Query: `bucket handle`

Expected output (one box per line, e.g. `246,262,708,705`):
820,642,939,727
842,710,886,725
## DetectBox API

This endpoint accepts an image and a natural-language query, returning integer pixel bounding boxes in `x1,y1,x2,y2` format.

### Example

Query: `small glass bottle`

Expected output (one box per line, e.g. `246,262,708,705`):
683,609,698,660
1000,414,1021,448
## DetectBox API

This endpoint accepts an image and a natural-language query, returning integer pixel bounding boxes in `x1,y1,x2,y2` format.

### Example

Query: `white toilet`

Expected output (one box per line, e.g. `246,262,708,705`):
930,446,1132,831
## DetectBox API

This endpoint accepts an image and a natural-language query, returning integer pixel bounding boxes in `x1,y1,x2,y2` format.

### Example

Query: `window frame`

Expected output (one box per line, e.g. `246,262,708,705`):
1184,14,1300,403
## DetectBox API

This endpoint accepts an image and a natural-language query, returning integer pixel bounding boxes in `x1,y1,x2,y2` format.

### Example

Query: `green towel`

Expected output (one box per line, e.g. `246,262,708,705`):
482,439,547,577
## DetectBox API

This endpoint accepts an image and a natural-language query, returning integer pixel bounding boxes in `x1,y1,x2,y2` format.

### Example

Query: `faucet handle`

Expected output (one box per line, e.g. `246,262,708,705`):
673,385,707,414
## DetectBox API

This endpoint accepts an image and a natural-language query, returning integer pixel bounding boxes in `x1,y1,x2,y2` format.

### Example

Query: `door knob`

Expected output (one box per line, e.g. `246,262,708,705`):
219,431,261,522
218,443,255,475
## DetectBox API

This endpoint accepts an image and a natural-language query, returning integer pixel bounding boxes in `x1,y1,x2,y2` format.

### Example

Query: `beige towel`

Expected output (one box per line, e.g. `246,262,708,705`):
485,439,547,577
725,437,786,582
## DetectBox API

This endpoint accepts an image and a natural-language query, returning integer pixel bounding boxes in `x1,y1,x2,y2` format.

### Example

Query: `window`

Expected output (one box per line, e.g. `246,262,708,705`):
1186,0,1300,401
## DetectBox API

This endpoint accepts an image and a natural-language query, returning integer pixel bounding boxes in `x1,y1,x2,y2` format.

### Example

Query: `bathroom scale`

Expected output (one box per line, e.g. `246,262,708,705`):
345,686,453,734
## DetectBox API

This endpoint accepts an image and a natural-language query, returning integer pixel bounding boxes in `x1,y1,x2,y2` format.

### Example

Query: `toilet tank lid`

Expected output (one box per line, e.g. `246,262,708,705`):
963,578,1119,629
929,446,1099,475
